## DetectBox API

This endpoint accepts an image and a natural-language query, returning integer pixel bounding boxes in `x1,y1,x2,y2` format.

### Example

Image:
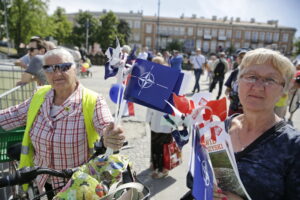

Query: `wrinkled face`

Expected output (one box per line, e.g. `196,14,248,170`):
43,55,77,91
238,64,285,113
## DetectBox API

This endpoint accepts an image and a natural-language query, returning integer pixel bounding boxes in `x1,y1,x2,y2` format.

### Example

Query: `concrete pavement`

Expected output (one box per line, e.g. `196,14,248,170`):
80,66,300,200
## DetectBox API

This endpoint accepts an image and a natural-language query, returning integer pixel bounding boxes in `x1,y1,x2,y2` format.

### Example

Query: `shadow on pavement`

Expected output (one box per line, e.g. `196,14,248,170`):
137,169,177,197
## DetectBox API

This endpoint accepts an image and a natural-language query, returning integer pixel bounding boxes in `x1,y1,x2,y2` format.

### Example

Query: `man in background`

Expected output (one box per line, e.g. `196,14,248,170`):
191,48,206,93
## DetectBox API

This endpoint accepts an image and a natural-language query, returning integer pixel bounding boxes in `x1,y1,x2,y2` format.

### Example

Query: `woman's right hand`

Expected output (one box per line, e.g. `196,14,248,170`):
213,185,228,200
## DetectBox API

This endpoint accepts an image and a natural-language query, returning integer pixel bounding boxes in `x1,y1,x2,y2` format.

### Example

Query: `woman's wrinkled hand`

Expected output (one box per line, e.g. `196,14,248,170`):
103,122,125,151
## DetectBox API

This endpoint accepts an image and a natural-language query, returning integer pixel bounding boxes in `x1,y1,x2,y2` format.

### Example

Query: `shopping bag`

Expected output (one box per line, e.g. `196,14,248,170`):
163,140,182,170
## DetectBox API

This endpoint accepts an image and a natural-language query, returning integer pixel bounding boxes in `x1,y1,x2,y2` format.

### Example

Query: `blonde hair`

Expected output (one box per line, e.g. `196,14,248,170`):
238,48,295,92
152,56,167,65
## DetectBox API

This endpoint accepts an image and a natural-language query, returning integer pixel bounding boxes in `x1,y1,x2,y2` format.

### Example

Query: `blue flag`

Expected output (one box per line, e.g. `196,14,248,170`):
126,45,137,66
124,59,183,114
192,128,214,200
104,47,119,79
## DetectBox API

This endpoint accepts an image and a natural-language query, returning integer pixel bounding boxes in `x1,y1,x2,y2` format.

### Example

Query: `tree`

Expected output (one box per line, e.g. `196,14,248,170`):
50,7,72,45
117,19,131,44
70,10,99,48
294,37,300,56
166,39,183,52
8,0,51,51
97,11,119,51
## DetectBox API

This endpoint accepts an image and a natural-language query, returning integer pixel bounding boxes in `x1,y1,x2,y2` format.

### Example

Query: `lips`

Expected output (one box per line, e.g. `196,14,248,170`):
248,94,264,99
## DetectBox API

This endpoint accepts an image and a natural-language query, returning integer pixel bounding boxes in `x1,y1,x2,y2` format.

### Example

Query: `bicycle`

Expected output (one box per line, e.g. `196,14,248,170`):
0,139,150,200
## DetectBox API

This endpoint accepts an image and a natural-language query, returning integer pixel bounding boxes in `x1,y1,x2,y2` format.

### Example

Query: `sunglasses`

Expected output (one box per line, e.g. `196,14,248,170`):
42,63,73,73
27,47,39,52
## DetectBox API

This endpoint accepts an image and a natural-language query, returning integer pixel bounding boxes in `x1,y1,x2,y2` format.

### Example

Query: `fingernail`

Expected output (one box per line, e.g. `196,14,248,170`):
217,188,222,194
222,197,228,200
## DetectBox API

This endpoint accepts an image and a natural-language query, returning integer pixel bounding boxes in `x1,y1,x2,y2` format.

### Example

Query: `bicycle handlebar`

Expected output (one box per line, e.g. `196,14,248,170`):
0,166,75,188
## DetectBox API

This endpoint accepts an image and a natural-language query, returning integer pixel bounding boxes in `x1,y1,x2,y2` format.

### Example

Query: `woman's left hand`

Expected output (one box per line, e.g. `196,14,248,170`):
103,122,125,150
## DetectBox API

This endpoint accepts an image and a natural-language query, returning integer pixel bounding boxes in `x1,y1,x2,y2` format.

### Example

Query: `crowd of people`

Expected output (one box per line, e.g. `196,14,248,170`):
1,39,300,199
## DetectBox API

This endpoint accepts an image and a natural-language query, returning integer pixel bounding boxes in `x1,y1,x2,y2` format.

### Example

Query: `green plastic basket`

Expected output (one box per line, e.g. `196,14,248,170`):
0,127,25,163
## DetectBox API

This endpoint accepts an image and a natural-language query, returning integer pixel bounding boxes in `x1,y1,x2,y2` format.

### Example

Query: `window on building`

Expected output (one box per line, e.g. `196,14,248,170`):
243,42,250,48
174,27,180,35
134,21,140,28
127,20,133,28
273,32,279,42
160,38,167,49
252,32,258,41
282,33,289,42
234,42,240,49
212,29,217,37
133,33,140,41
259,32,265,41
219,29,225,36
266,32,272,42
196,39,202,49
258,43,264,48
235,31,241,39
146,24,152,34
145,37,152,47
188,27,194,36
197,28,203,36
203,41,210,52
204,28,211,35
225,41,231,48
180,27,185,35
226,30,232,38
244,31,251,40
210,40,217,52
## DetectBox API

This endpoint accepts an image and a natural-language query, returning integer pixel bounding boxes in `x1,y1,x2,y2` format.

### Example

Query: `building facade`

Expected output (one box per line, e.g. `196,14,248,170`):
68,11,296,55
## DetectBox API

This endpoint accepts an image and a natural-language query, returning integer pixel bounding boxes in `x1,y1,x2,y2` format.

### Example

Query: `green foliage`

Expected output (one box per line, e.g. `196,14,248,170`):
8,0,51,51
294,37,300,56
117,19,131,44
69,10,99,48
97,11,119,51
50,7,72,45
166,39,183,52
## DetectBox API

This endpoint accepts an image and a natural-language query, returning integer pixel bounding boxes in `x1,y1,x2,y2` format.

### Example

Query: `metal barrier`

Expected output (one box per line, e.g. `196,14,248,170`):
0,63,36,109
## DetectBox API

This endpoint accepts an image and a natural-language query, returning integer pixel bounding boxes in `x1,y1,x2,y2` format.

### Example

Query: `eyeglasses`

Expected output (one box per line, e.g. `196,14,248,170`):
42,63,73,73
240,74,285,88
27,47,39,52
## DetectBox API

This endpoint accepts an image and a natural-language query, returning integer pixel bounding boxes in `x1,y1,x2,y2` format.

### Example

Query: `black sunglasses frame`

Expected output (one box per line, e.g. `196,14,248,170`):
42,63,73,73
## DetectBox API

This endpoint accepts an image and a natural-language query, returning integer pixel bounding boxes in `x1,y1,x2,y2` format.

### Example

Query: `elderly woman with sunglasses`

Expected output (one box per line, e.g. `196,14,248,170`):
0,48,125,194
214,48,300,200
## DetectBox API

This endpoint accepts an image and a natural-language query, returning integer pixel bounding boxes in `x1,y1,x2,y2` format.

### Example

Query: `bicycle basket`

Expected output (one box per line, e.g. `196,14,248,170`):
0,126,25,163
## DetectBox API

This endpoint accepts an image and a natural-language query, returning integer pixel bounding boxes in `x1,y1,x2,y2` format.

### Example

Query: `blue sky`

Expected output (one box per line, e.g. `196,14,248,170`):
48,0,300,37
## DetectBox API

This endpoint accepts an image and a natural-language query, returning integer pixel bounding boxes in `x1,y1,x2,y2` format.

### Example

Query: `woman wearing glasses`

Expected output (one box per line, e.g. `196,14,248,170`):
214,48,300,200
0,48,125,196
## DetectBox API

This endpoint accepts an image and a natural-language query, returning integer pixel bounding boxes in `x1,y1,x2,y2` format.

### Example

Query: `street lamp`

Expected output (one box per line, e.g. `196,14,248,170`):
155,0,160,51
3,0,11,55
85,18,89,52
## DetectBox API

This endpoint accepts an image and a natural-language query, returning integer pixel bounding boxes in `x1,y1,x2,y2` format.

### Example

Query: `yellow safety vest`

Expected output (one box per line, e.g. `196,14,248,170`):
19,85,99,190
275,94,288,107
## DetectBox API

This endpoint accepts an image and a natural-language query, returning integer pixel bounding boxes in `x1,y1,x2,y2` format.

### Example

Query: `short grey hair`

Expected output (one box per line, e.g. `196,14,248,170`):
43,48,75,65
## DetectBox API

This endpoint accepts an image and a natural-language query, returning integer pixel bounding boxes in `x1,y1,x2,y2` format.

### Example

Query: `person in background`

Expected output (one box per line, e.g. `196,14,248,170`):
146,56,173,179
214,48,300,200
170,50,183,71
0,48,125,196
137,46,148,60
224,49,248,116
191,48,207,93
287,71,300,125
209,52,229,99
14,36,41,69
206,54,217,85
162,50,171,65
16,38,51,86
